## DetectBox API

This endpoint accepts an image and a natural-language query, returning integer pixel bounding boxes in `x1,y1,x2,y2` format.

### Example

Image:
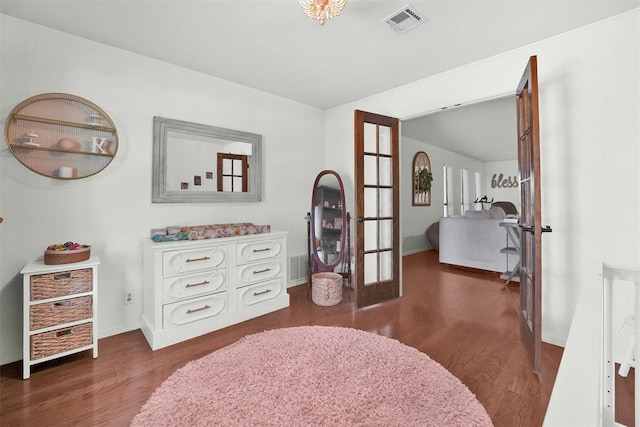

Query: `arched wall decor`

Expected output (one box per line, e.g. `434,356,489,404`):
412,151,432,206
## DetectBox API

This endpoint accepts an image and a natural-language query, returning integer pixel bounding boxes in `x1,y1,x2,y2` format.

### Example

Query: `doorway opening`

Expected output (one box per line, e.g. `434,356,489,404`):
400,95,519,257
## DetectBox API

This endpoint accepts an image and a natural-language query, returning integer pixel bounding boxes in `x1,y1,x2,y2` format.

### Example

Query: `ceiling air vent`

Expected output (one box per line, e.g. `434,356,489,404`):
382,4,428,33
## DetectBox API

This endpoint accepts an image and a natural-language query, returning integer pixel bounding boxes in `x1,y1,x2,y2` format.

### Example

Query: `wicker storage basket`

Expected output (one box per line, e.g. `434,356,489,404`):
30,268,93,301
30,322,93,360
312,272,343,306
30,296,93,330
44,246,91,265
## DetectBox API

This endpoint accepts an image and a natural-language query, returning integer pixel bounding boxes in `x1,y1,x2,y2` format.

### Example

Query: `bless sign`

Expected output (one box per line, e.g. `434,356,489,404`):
491,173,518,189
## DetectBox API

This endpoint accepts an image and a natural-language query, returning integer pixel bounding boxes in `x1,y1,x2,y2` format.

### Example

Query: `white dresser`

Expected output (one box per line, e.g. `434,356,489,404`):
141,230,289,350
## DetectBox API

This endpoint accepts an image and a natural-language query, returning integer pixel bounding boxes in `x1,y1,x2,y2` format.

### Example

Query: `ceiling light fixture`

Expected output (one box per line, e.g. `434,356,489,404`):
299,0,348,25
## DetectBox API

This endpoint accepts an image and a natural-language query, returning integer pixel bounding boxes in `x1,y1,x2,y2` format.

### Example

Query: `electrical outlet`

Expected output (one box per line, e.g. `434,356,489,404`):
124,290,134,305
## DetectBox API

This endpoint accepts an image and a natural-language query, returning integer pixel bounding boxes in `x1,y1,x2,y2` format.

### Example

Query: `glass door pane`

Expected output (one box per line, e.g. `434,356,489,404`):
362,123,393,288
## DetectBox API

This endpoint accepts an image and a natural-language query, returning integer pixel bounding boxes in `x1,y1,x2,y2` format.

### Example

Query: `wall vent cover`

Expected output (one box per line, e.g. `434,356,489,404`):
289,254,308,281
382,4,428,33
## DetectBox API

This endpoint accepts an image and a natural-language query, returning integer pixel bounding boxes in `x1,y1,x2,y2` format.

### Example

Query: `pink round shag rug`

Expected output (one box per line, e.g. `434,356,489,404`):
132,326,493,426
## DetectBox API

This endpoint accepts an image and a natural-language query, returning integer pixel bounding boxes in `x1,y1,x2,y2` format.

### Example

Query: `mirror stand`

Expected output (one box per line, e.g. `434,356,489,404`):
305,211,351,302
305,170,352,303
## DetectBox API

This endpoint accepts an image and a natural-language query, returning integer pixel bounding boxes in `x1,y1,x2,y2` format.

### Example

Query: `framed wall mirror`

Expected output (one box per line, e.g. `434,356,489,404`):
152,116,262,203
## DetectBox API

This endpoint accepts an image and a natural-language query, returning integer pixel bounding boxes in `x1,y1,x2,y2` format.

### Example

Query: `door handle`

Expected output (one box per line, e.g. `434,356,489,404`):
519,224,533,234
541,225,552,233
357,216,365,223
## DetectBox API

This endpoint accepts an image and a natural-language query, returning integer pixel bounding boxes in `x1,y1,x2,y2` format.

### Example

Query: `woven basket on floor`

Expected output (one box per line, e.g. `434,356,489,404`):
312,272,343,306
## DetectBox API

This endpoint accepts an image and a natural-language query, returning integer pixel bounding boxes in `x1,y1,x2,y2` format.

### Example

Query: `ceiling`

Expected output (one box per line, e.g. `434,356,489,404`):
1,0,637,110
402,96,517,162
2,1,637,163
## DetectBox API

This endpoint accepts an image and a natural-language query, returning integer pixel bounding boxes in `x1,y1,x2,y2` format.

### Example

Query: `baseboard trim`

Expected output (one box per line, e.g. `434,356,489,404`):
287,278,307,288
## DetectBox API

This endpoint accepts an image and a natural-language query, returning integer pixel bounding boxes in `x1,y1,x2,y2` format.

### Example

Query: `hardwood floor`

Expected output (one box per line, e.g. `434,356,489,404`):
1,250,563,426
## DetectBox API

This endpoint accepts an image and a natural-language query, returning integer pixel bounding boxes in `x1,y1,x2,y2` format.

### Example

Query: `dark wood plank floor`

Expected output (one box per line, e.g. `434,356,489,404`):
1,250,564,426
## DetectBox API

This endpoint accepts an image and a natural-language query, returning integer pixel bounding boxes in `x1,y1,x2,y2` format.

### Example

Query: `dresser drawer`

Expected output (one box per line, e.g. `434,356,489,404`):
162,246,226,276
30,322,93,360
236,259,283,289
162,270,226,303
30,268,92,301
30,295,92,331
237,278,283,308
236,239,283,265
163,293,227,329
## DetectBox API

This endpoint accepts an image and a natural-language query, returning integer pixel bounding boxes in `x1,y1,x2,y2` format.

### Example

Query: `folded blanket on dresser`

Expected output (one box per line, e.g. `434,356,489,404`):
151,223,271,242
182,223,271,239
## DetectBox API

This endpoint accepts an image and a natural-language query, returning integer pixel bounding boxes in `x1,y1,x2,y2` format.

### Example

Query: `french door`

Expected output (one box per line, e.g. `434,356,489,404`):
516,55,552,374
354,110,400,308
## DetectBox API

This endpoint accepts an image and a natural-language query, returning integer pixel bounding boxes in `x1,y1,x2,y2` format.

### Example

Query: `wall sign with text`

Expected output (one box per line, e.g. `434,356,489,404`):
491,173,518,189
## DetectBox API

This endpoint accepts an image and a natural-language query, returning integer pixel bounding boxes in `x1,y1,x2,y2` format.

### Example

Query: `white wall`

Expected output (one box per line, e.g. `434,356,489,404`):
485,160,519,210
0,15,325,364
402,136,486,254
2,10,638,374
326,10,639,348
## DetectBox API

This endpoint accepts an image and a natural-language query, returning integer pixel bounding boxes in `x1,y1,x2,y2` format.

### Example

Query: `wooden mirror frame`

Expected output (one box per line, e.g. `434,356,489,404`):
309,170,348,274
152,116,262,203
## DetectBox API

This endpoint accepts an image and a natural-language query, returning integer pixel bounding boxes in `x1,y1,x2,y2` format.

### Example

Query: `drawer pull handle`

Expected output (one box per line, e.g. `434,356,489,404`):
253,289,272,296
186,305,211,314
186,280,210,288
185,256,210,263
56,329,71,337
53,272,72,280
253,268,271,275
252,248,271,253
54,301,72,308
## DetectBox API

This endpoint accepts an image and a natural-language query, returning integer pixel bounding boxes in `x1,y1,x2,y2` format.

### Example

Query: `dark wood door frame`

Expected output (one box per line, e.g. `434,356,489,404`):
354,110,400,308
516,55,551,374
217,153,248,192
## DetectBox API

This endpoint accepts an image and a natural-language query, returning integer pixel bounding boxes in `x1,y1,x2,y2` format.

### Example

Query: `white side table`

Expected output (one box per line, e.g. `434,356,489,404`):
21,256,99,379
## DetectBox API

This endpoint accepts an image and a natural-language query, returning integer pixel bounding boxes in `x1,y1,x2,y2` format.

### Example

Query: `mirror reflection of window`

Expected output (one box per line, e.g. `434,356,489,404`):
217,153,248,193
165,130,253,193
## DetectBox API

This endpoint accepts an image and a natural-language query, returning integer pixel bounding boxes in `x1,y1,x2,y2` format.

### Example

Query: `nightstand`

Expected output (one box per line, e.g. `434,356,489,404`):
21,256,99,379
